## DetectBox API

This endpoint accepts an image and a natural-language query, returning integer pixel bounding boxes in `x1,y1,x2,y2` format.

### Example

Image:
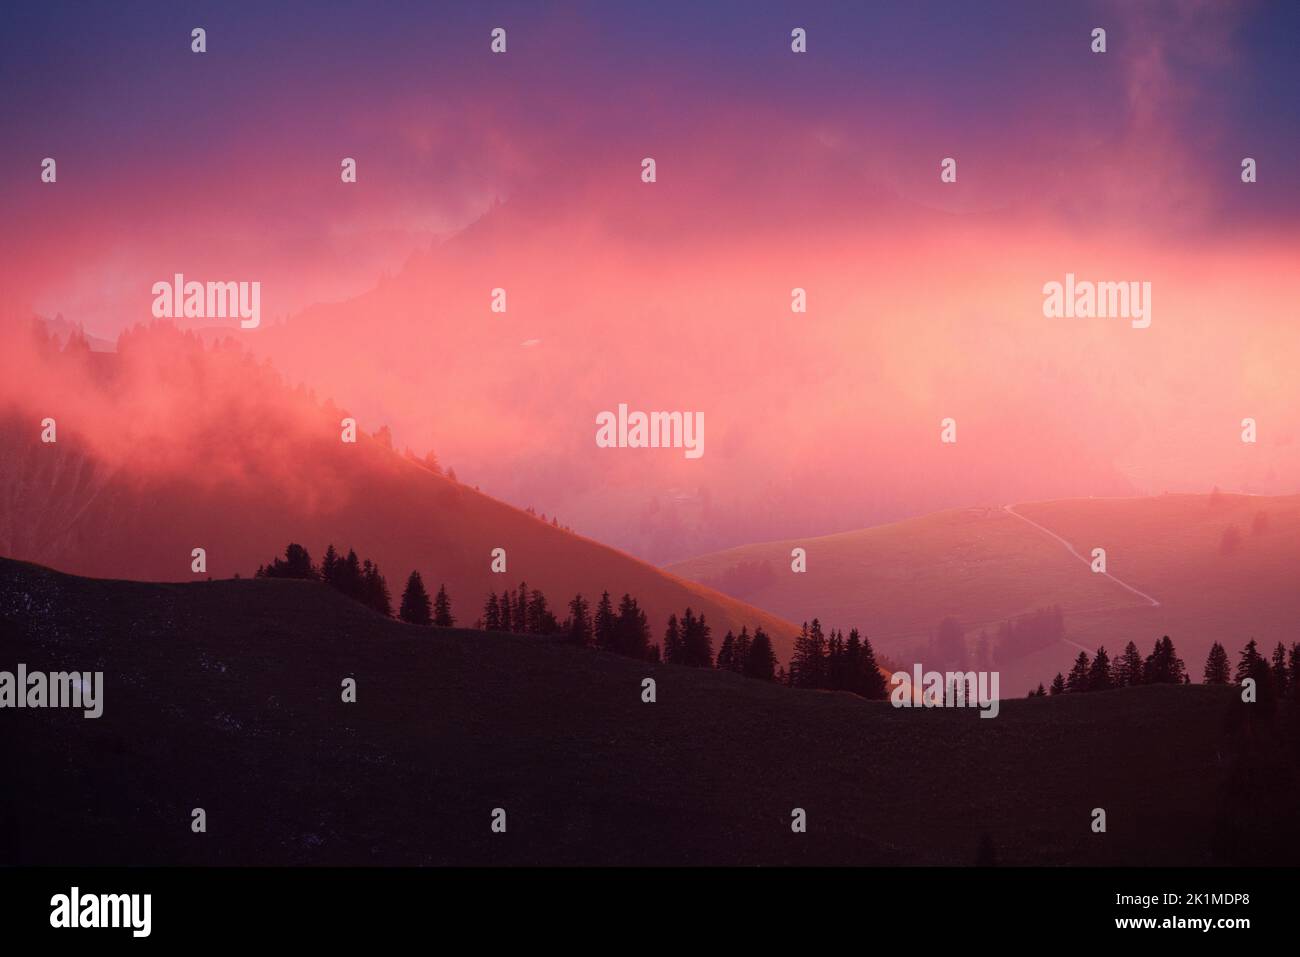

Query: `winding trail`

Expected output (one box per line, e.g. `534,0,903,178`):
1002,504,1161,608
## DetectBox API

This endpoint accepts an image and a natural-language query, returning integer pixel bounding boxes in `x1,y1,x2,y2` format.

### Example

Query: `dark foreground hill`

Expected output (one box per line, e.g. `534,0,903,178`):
1,557,1296,866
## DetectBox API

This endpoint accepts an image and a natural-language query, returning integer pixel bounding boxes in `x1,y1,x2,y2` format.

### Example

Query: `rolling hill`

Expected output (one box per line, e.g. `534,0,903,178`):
0,322,797,658
2,556,1294,866
667,493,1300,694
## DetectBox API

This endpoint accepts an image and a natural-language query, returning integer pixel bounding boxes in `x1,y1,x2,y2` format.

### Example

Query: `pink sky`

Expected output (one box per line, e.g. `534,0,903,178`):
4,1,1298,561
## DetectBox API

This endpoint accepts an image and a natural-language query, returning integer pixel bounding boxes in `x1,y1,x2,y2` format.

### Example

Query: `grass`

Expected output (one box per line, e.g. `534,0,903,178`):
1,556,1295,866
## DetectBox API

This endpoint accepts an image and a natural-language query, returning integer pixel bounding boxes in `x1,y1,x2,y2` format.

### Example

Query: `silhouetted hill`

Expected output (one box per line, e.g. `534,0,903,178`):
3,556,1294,866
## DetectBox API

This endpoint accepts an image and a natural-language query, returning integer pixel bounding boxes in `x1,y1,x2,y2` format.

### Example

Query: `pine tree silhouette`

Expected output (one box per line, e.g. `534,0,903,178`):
255,542,317,580
594,591,615,650
1066,650,1090,692
1270,642,1289,697
1143,636,1186,684
857,632,889,699
567,593,592,646
362,561,392,616
1111,640,1144,688
1234,639,1263,684
399,570,433,626
615,593,650,660
499,589,513,633
433,584,454,627
744,628,778,682
677,608,713,667
483,592,502,631
716,631,736,671
1203,642,1231,684
662,613,680,664
1087,646,1113,692
1049,673,1065,695
732,627,752,674
319,544,339,585
790,619,829,688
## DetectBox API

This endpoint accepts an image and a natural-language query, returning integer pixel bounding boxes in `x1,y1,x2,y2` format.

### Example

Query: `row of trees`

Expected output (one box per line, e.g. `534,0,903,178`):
482,584,559,635
255,543,453,626
254,544,895,696
1033,636,1187,695
1032,636,1300,698
1206,638,1300,700
789,619,889,698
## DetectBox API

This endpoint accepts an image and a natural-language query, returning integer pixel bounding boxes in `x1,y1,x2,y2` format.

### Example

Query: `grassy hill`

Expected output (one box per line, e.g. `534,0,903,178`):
0,324,798,659
3,556,1295,866
667,493,1300,694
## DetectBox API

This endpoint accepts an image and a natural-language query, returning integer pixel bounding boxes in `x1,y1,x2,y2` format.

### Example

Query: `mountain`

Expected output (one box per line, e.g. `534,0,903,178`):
667,494,1300,694
3,555,1293,866
0,320,796,657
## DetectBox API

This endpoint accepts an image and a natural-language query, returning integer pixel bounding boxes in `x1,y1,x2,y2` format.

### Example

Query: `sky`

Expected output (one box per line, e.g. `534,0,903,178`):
3,1,1299,562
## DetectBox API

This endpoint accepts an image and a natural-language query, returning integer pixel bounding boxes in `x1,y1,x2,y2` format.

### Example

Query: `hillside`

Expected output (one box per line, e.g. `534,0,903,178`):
667,494,1300,694
2,556,1294,866
0,322,797,658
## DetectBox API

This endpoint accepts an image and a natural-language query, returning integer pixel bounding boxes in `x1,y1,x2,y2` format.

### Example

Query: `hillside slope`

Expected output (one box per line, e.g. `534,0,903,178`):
667,494,1300,694
0,323,796,657
2,557,1292,866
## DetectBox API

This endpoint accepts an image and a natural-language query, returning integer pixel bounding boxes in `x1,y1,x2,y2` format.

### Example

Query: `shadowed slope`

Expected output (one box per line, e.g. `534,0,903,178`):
2,557,1285,866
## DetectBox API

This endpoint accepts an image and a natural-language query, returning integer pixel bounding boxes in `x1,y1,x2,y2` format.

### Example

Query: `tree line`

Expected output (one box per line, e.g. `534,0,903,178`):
1031,635,1300,700
788,618,889,698
251,543,894,699
255,542,452,625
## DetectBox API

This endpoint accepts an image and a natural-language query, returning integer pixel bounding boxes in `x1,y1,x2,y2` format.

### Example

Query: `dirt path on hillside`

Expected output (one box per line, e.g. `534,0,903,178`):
1002,504,1161,608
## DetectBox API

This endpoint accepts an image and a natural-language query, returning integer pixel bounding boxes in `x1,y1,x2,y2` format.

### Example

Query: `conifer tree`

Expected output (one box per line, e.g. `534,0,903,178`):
1203,642,1231,684
339,549,363,601
857,632,889,700
567,593,592,647
527,588,557,634
1270,642,1289,697
744,628,778,682
828,629,849,690
732,627,752,674
1234,639,1264,685
615,593,650,660
678,610,713,668
362,561,392,617
1066,651,1090,692
790,619,829,688
662,613,680,664
433,584,454,627
716,631,736,671
399,570,432,626
499,589,513,633
1143,636,1186,685
594,591,616,650
319,544,339,586
1087,646,1113,692
483,592,502,631
1111,640,1144,688
1049,673,1066,695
